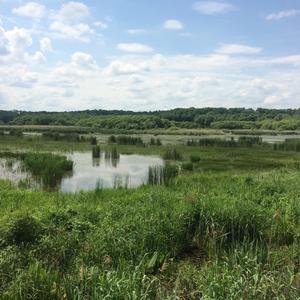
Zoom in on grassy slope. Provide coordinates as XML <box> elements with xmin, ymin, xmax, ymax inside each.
<box><xmin>0</xmin><ymin>170</ymin><xmax>299</xmax><ymax>299</ymax></box>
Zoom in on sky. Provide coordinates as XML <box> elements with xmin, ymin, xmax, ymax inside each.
<box><xmin>0</xmin><ymin>0</ymin><xmax>300</xmax><ymax>111</ymax></box>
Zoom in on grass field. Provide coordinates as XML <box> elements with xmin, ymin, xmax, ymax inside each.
<box><xmin>0</xmin><ymin>133</ymin><xmax>299</xmax><ymax>299</ymax></box>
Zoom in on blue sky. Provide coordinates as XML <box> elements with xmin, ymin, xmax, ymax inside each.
<box><xmin>0</xmin><ymin>0</ymin><xmax>299</xmax><ymax>111</ymax></box>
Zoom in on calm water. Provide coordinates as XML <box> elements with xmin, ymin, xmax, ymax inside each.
<box><xmin>0</xmin><ymin>152</ymin><xmax>164</xmax><ymax>192</ymax></box>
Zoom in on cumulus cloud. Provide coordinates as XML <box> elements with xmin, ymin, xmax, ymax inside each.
<box><xmin>53</xmin><ymin>1</ymin><xmax>90</xmax><ymax>22</ymax></box>
<box><xmin>266</xmin><ymin>9</ymin><xmax>299</xmax><ymax>21</ymax></box>
<box><xmin>105</xmin><ymin>61</ymin><xmax>151</xmax><ymax>76</ymax></box>
<box><xmin>5</xmin><ymin>27</ymin><xmax>32</xmax><ymax>54</ymax></box>
<box><xmin>216</xmin><ymin>44</ymin><xmax>262</xmax><ymax>55</ymax></box>
<box><xmin>50</xmin><ymin>21</ymin><xmax>93</xmax><ymax>42</ymax></box>
<box><xmin>117</xmin><ymin>43</ymin><xmax>154</xmax><ymax>53</ymax></box>
<box><xmin>163</xmin><ymin>19</ymin><xmax>184</xmax><ymax>30</ymax></box>
<box><xmin>71</xmin><ymin>52</ymin><xmax>99</xmax><ymax>69</ymax></box>
<box><xmin>127</xmin><ymin>29</ymin><xmax>146</xmax><ymax>35</ymax></box>
<box><xmin>0</xmin><ymin>27</ymin><xmax>9</xmax><ymax>55</ymax></box>
<box><xmin>94</xmin><ymin>21</ymin><xmax>108</xmax><ymax>29</ymax></box>
<box><xmin>12</xmin><ymin>2</ymin><xmax>46</xmax><ymax>19</ymax></box>
<box><xmin>49</xmin><ymin>2</ymin><xmax>93</xmax><ymax>42</ymax></box>
<box><xmin>40</xmin><ymin>37</ymin><xmax>52</xmax><ymax>52</ymax></box>
<box><xmin>193</xmin><ymin>1</ymin><xmax>236</xmax><ymax>15</ymax></box>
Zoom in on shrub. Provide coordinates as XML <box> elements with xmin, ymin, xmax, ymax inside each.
<box><xmin>6</xmin><ymin>215</ymin><xmax>42</xmax><ymax>246</ymax></box>
<box><xmin>190</xmin><ymin>155</ymin><xmax>201</xmax><ymax>163</ymax></box>
<box><xmin>163</xmin><ymin>149</ymin><xmax>183</xmax><ymax>161</ymax></box>
<box><xmin>182</xmin><ymin>162</ymin><xmax>194</xmax><ymax>171</ymax></box>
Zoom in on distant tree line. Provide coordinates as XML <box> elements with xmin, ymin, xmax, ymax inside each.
<box><xmin>1</xmin><ymin>107</ymin><xmax>300</xmax><ymax>130</ymax></box>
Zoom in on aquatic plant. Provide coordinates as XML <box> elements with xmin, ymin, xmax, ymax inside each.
<box><xmin>148</xmin><ymin>164</ymin><xmax>179</xmax><ymax>185</ymax></box>
<box><xmin>92</xmin><ymin>146</ymin><xmax>101</xmax><ymax>158</ymax></box>
<box><xmin>163</xmin><ymin>148</ymin><xmax>183</xmax><ymax>160</ymax></box>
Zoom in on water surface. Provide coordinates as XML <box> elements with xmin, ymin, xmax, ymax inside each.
<box><xmin>0</xmin><ymin>151</ymin><xmax>163</xmax><ymax>192</ymax></box>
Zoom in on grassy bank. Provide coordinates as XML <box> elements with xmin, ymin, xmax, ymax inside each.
<box><xmin>0</xmin><ymin>170</ymin><xmax>299</xmax><ymax>299</ymax></box>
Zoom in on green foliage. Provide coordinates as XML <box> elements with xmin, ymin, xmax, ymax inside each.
<box><xmin>9</xmin><ymin>129</ymin><xmax>23</xmax><ymax>137</ymax></box>
<box><xmin>273</xmin><ymin>139</ymin><xmax>300</xmax><ymax>152</ymax></box>
<box><xmin>150</xmin><ymin>138</ymin><xmax>162</xmax><ymax>146</ymax></box>
<box><xmin>0</xmin><ymin>170</ymin><xmax>299</xmax><ymax>298</ymax></box>
<box><xmin>2</xmin><ymin>107</ymin><xmax>300</xmax><ymax>130</ymax></box>
<box><xmin>108</xmin><ymin>135</ymin><xmax>144</xmax><ymax>146</ymax></box>
<box><xmin>187</xmin><ymin>137</ymin><xmax>263</xmax><ymax>148</ymax></box>
<box><xmin>0</xmin><ymin>152</ymin><xmax>73</xmax><ymax>188</ymax></box>
<box><xmin>190</xmin><ymin>154</ymin><xmax>201</xmax><ymax>163</ymax></box>
<box><xmin>5</xmin><ymin>215</ymin><xmax>42</xmax><ymax>246</ymax></box>
<box><xmin>182</xmin><ymin>162</ymin><xmax>194</xmax><ymax>171</ymax></box>
<box><xmin>148</xmin><ymin>164</ymin><xmax>180</xmax><ymax>185</ymax></box>
<box><xmin>163</xmin><ymin>148</ymin><xmax>183</xmax><ymax>160</ymax></box>
<box><xmin>92</xmin><ymin>146</ymin><xmax>101</xmax><ymax>158</ymax></box>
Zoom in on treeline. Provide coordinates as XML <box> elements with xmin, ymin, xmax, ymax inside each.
<box><xmin>1</xmin><ymin>107</ymin><xmax>300</xmax><ymax>130</ymax></box>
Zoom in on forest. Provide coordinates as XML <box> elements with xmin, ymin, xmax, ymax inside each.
<box><xmin>1</xmin><ymin>107</ymin><xmax>300</xmax><ymax>131</ymax></box>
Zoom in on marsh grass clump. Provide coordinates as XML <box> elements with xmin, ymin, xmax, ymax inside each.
<box><xmin>20</xmin><ymin>153</ymin><xmax>73</xmax><ymax>188</ymax></box>
<box><xmin>9</xmin><ymin>129</ymin><xmax>23</xmax><ymax>137</ymax></box>
<box><xmin>187</xmin><ymin>137</ymin><xmax>263</xmax><ymax>148</ymax></box>
<box><xmin>90</xmin><ymin>136</ymin><xmax>97</xmax><ymax>145</ymax></box>
<box><xmin>148</xmin><ymin>164</ymin><xmax>179</xmax><ymax>185</ymax></box>
<box><xmin>0</xmin><ymin>152</ymin><xmax>73</xmax><ymax>189</ymax></box>
<box><xmin>42</xmin><ymin>132</ymin><xmax>92</xmax><ymax>143</ymax></box>
<box><xmin>5</xmin><ymin>215</ymin><xmax>42</xmax><ymax>246</ymax></box>
<box><xmin>182</xmin><ymin>162</ymin><xmax>194</xmax><ymax>171</ymax></box>
<box><xmin>92</xmin><ymin>146</ymin><xmax>101</xmax><ymax>158</ymax></box>
<box><xmin>273</xmin><ymin>139</ymin><xmax>300</xmax><ymax>152</ymax></box>
<box><xmin>111</xmin><ymin>147</ymin><xmax>120</xmax><ymax>159</ymax></box>
<box><xmin>108</xmin><ymin>135</ymin><xmax>144</xmax><ymax>146</ymax></box>
<box><xmin>150</xmin><ymin>138</ymin><xmax>162</xmax><ymax>146</ymax></box>
<box><xmin>163</xmin><ymin>148</ymin><xmax>183</xmax><ymax>160</ymax></box>
<box><xmin>190</xmin><ymin>154</ymin><xmax>201</xmax><ymax>163</ymax></box>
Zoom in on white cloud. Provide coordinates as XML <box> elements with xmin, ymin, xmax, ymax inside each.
<box><xmin>94</xmin><ymin>21</ymin><xmax>108</xmax><ymax>29</ymax></box>
<box><xmin>216</xmin><ymin>44</ymin><xmax>262</xmax><ymax>55</ymax></box>
<box><xmin>71</xmin><ymin>52</ymin><xmax>99</xmax><ymax>70</ymax></box>
<box><xmin>266</xmin><ymin>9</ymin><xmax>299</xmax><ymax>21</ymax></box>
<box><xmin>40</xmin><ymin>37</ymin><xmax>52</xmax><ymax>52</ymax></box>
<box><xmin>105</xmin><ymin>61</ymin><xmax>151</xmax><ymax>76</ymax></box>
<box><xmin>5</xmin><ymin>27</ymin><xmax>32</xmax><ymax>53</ymax></box>
<box><xmin>50</xmin><ymin>21</ymin><xmax>93</xmax><ymax>42</ymax></box>
<box><xmin>49</xmin><ymin>2</ymin><xmax>92</xmax><ymax>42</ymax></box>
<box><xmin>193</xmin><ymin>1</ymin><xmax>236</xmax><ymax>15</ymax></box>
<box><xmin>27</xmin><ymin>51</ymin><xmax>46</xmax><ymax>64</ymax></box>
<box><xmin>117</xmin><ymin>43</ymin><xmax>154</xmax><ymax>53</ymax></box>
<box><xmin>163</xmin><ymin>19</ymin><xmax>184</xmax><ymax>30</ymax></box>
<box><xmin>0</xmin><ymin>26</ymin><xmax>9</xmax><ymax>55</ymax></box>
<box><xmin>12</xmin><ymin>2</ymin><xmax>46</xmax><ymax>19</ymax></box>
<box><xmin>127</xmin><ymin>29</ymin><xmax>146</xmax><ymax>35</ymax></box>
<box><xmin>54</xmin><ymin>1</ymin><xmax>90</xmax><ymax>22</ymax></box>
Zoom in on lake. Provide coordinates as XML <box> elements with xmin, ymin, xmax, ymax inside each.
<box><xmin>0</xmin><ymin>151</ymin><xmax>164</xmax><ymax>192</ymax></box>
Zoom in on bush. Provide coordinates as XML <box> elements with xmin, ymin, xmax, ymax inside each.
<box><xmin>190</xmin><ymin>155</ymin><xmax>201</xmax><ymax>163</ymax></box>
<box><xmin>163</xmin><ymin>149</ymin><xmax>183</xmax><ymax>161</ymax></box>
<box><xmin>182</xmin><ymin>162</ymin><xmax>194</xmax><ymax>171</ymax></box>
<box><xmin>6</xmin><ymin>215</ymin><xmax>42</xmax><ymax>246</ymax></box>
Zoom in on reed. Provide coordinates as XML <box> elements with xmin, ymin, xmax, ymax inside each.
<box><xmin>92</xmin><ymin>146</ymin><xmax>101</xmax><ymax>158</ymax></box>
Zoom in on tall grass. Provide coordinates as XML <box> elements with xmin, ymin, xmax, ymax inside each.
<box><xmin>108</xmin><ymin>135</ymin><xmax>145</xmax><ymax>146</ymax></box>
<box><xmin>92</xmin><ymin>146</ymin><xmax>101</xmax><ymax>158</ymax></box>
<box><xmin>0</xmin><ymin>152</ymin><xmax>73</xmax><ymax>188</ymax></box>
<box><xmin>187</xmin><ymin>136</ymin><xmax>263</xmax><ymax>148</ymax></box>
<box><xmin>148</xmin><ymin>164</ymin><xmax>179</xmax><ymax>185</ymax></box>
<box><xmin>163</xmin><ymin>148</ymin><xmax>183</xmax><ymax>160</ymax></box>
<box><xmin>0</xmin><ymin>170</ymin><xmax>299</xmax><ymax>298</ymax></box>
<box><xmin>273</xmin><ymin>139</ymin><xmax>300</xmax><ymax>152</ymax></box>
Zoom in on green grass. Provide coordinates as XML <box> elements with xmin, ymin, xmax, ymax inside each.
<box><xmin>0</xmin><ymin>135</ymin><xmax>299</xmax><ymax>298</ymax></box>
<box><xmin>0</xmin><ymin>152</ymin><xmax>73</xmax><ymax>189</ymax></box>
<box><xmin>0</xmin><ymin>170</ymin><xmax>299</xmax><ymax>298</ymax></box>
